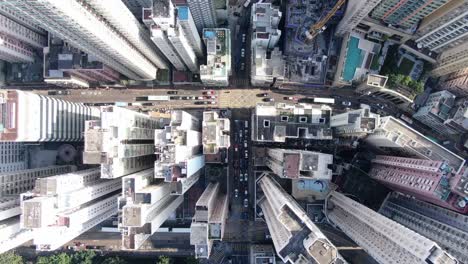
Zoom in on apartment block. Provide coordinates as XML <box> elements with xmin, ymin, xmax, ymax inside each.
<box><xmin>331</xmin><ymin>108</ymin><xmax>380</xmax><ymax>137</ymax></box>
<box><xmin>251</xmin><ymin>46</ymin><xmax>286</xmax><ymax>88</ymax></box>
<box><xmin>335</xmin><ymin>0</ymin><xmax>382</xmax><ymax>36</ymax></box>
<box><xmin>432</xmin><ymin>43</ymin><xmax>468</xmax><ymax>77</ymax></box>
<box><xmin>0</xmin><ymin>13</ymin><xmax>46</xmax><ymax>49</ymax></box>
<box><xmin>121</xmin><ymin>0</ymin><xmax>153</xmax><ymax>21</ymax></box>
<box><xmin>370</xmin><ymin>155</ymin><xmax>467</xmax><ymax>213</ymax></box>
<box><xmin>0</xmin><ymin>5</ymin><xmax>46</xmax><ymax>35</ymax></box>
<box><xmin>251</xmin><ymin>3</ymin><xmax>281</xmax><ymax>49</ymax></box>
<box><xmin>257</xmin><ymin>173</ymin><xmax>345</xmax><ymax>263</ymax></box>
<box><xmin>1</xmin><ymin>0</ymin><xmax>160</xmax><ymax>80</ymax></box>
<box><xmin>0</xmin><ymin>90</ymin><xmax>100</xmax><ymax>142</ymax></box>
<box><xmin>177</xmin><ymin>6</ymin><xmax>204</xmax><ymax>58</ymax></box>
<box><xmin>200</xmin><ymin>29</ymin><xmax>231</xmax><ymax>86</ymax></box>
<box><xmin>84</xmin><ymin>106</ymin><xmax>163</xmax><ymax>179</ymax></box>
<box><xmin>413</xmin><ymin>90</ymin><xmax>467</xmax><ymax>135</ymax></box>
<box><xmin>0</xmin><ymin>142</ymin><xmax>27</xmax><ymax>173</ymax></box>
<box><xmin>186</xmin><ymin>0</ymin><xmax>217</xmax><ymax>32</ymax></box>
<box><xmin>370</xmin><ymin>0</ymin><xmax>449</xmax><ymax>30</ymax></box>
<box><xmin>440</xmin><ymin>67</ymin><xmax>468</xmax><ymax>96</ymax></box>
<box><xmin>265</xmin><ymin>148</ymin><xmax>333</xmax><ymax>180</ymax></box>
<box><xmin>416</xmin><ymin>0</ymin><xmax>468</xmax><ymax>53</ymax></box>
<box><xmin>154</xmin><ymin>110</ymin><xmax>205</xmax><ymax>195</ymax></box>
<box><xmin>365</xmin><ymin>116</ymin><xmax>465</xmax><ymax>173</ymax></box>
<box><xmin>326</xmin><ymin>191</ymin><xmax>458</xmax><ymax>264</ymax></box>
<box><xmin>119</xmin><ymin>169</ymin><xmax>183</xmax><ymax>250</ymax></box>
<box><xmin>202</xmin><ymin>111</ymin><xmax>230</xmax><ymax>158</ymax></box>
<box><xmin>190</xmin><ymin>182</ymin><xmax>228</xmax><ymax>259</ymax></box>
<box><xmin>252</xmin><ymin>102</ymin><xmax>333</xmax><ymax>142</ymax></box>
<box><xmin>379</xmin><ymin>192</ymin><xmax>468</xmax><ymax>263</ymax></box>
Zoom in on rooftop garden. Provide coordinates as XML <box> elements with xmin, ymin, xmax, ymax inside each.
<box><xmin>387</xmin><ymin>74</ymin><xmax>424</xmax><ymax>100</ymax></box>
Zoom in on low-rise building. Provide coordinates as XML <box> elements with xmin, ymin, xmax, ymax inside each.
<box><xmin>200</xmin><ymin>29</ymin><xmax>231</xmax><ymax>86</ymax></box>
<box><xmin>331</xmin><ymin>108</ymin><xmax>380</xmax><ymax>137</ymax></box>
<box><xmin>202</xmin><ymin>111</ymin><xmax>230</xmax><ymax>163</ymax></box>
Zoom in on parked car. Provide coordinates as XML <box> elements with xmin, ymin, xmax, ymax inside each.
<box><xmin>181</xmin><ymin>96</ymin><xmax>191</xmax><ymax>100</ymax></box>
<box><xmin>167</xmin><ymin>91</ymin><xmax>178</xmax><ymax>95</ymax></box>
<box><xmin>170</xmin><ymin>96</ymin><xmax>181</xmax><ymax>100</ymax></box>
<box><xmin>194</xmin><ymin>101</ymin><xmax>208</xmax><ymax>105</ymax></box>
<box><xmin>203</xmin><ymin>90</ymin><xmax>215</xmax><ymax>95</ymax></box>
<box><xmin>262</xmin><ymin>98</ymin><xmax>274</xmax><ymax>102</ymax></box>
<box><xmin>243</xmin><ymin>199</ymin><xmax>249</xmax><ymax>208</ymax></box>
<box><xmin>241</xmin><ymin>48</ymin><xmax>245</xmax><ymax>57</ymax></box>
<box><xmin>234</xmin><ymin>189</ymin><xmax>239</xmax><ymax>198</ymax></box>
<box><xmin>257</xmin><ymin>93</ymin><xmax>268</xmax><ymax>97</ymax></box>
<box><xmin>244</xmin><ymin>189</ymin><xmax>248</xmax><ymax>196</ymax></box>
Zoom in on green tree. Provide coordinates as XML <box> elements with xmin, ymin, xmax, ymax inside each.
<box><xmin>184</xmin><ymin>256</ymin><xmax>199</xmax><ymax>264</ymax></box>
<box><xmin>156</xmin><ymin>256</ymin><xmax>172</xmax><ymax>264</ymax></box>
<box><xmin>71</xmin><ymin>250</ymin><xmax>96</xmax><ymax>264</ymax></box>
<box><xmin>0</xmin><ymin>251</ymin><xmax>23</xmax><ymax>264</ymax></box>
<box><xmin>401</xmin><ymin>75</ymin><xmax>412</xmax><ymax>86</ymax></box>
<box><xmin>37</xmin><ymin>253</ymin><xmax>72</xmax><ymax>264</ymax></box>
<box><xmin>101</xmin><ymin>256</ymin><xmax>127</xmax><ymax>264</ymax></box>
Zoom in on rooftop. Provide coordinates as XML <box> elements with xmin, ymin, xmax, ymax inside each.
<box><xmin>200</xmin><ymin>29</ymin><xmax>231</xmax><ymax>85</ymax></box>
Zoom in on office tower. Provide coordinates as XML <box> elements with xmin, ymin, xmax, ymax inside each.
<box><xmin>251</xmin><ymin>3</ymin><xmax>285</xmax><ymax>87</ymax></box>
<box><xmin>0</xmin><ymin>90</ymin><xmax>100</xmax><ymax>142</ymax></box>
<box><xmin>380</xmin><ymin>192</ymin><xmax>468</xmax><ymax>263</ymax></box>
<box><xmin>432</xmin><ymin>44</ymin><xmax>468</xmax><ymax>77</ymax></box>
<box><xmin>331</xmin><ymin>108</ymin><xmax>380</xmax><ymax>137</ymax></box>
<box><xmin>186</xmin><ymin>0</ymin><xmax>217</xmax><ymax>32</ymax></box>
<box><xmin>416</xmin><ymin>0</ymin><xmax>468</xmax><ymax>53</ymax></box>
<box><xmin>369</xmin><ymin>155</ymin><xmax>468</xmax><ymax>213</ymax></box>
<box><xmin>265</xmin><ymin>148</ymin><xmax>333</xmax><ymax>180</ymax></box>
<box><xmin>177</xmin><ymin>6</ymin><xmax>204</xmax><ymax>58</ymax></box>
<box><xmin>202</xmin><ymin>111</ymin><xmax>230</xmax><ymax>160</ymax></box>
<box><xmin>44</xmin><ymin>37</ymin><xmax>121</xmax><ymax>88</ymax></box>
<box><xmin>365</xmin><ymin>116</ymin><xmax>465</xmax><ymax>173</ymax></box>
<box><xmin>200</xmin><ymin>29</ymin><xmax>231</xmax><ymax>86</ymax></box>
<box><xmin>1</xmin><ymin>0</ymin><xmax>161</xmax><ymax>80</ymax></box>
<box><xmin>84</xmin><ymin>106</ymin><xmax>163</xmax><ymax>179</ymax></box>
<box><xmin>0</xmin><ymin>142</ymin><xmax>27</xmax><ymax>173</ymax></box>
<box><xmin>118</xmin><ymin>169</ymin><xmax>183</xmax><ymax>250</ymax></box>
<box><xmin>370</xmin><ymin>0</ymin><xmax>450</xmax><ymax>30</ymax></box>
<box><xmin>335</xmin><ymin>0</ymin><xmax>382</xmax><ymax>36</ymax></box>
<box><xmin>0</xmin><ymin>165</ymin><xmax>76</xmax><ymax>253</ymax></box>
<box><xmin>252</xmin><ymin>102</ymin><xmax>333</xmax><ymax>142</ymax></box>
<box><xmin>413</xmin><ymin>90</ymin><xmax>467</xmax><ymax>135</ymax></box>
<box><xmin>20</xmin><ymin>168</ymin><xmax>121</xmax><ymax>251</ymax></box>
<box><xmin>144</xmin><ymin>0</ymin><xmax>199</xmax><ymax>72</ymax></box>
<box><xmin>121</xmin><ymin>0</ymin><xmax>153</xmax><ymax>21</ymax></box>
<box><xmin>154</xmin><ymin>110</ymin><xmax>205</xmax><ymax>195</ymax></box>
<box><xmin>440</xmin><ymin>67</ymin><xmax>468</xmax><ymax>97</ymax></box>
<box><xmin>257</xmin><ymin>173</ymin><xmax>345</xmax><ymax>264</ymax></box>
<box><xmin>190</xmin><ymin>182</ymin><xmax>228</xmax><ymax>259</ymax></box>
<box><xmin>326</xmin><ymin>191</ymin><xmax>458</xmax><ymax>264</ymax></box>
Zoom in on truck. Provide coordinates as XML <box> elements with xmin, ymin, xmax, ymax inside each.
<box><xmin>313</xmin><ymin>97</ymin><xmax>335</xmax><ymax>104</ymax></box>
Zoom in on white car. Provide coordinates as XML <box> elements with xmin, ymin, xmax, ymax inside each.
<box><xmin>234</xmin><ymin>189</ymin><xmax>239</xmax><ymax>198</ymax></box>
<box><xmin>241</xmin><ymin>48</ymin><xmax>245</xmax><ymax>58</ymax></box>
<box><xmin>244</xmin><ymin>189</ymin><xmax>248</xmax><ymax>196</ymax></box>
<box><xmin>242</xmin><ymin>34</ymin><xmax>246</xmax><ymax>43</ymax></box>
<box><xmin>341</xmin><ymin>101</ymin><xmax>351</xmax><ymax>106</ymax></box>
<box><xmin>240</xmin><ymin>174</ymin><xmax>244</xmax><ymax>182</ymax></box>
<box><xmin>244</xmin><ymin>174</ymin><xmax>248</xmax><ymax>181</ymax></box>
<box><xmin>243</xmin><ymin>199</ymin><xmax>249</xmax><ymax>208</ymax></box>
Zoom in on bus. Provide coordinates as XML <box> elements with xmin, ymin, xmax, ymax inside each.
<box><xmin>313</xmin><ymin>97</ymin><xmax>335</xmax><ymax>104</ymax></box>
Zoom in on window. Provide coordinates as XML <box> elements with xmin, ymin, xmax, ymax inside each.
<box><xmin>299</xmin><ymin>116</ymin><xmax>307</xmax><ymax>123</ymax></box>
<box><xmin>263</xmin><ymin>120</ymin><xmax>270</xmax><ymax>127</ymax></box>
<box><xmin>280</xmin><ymin>116</ymin><xmax>288</xmax><ymax>122</ymax></box>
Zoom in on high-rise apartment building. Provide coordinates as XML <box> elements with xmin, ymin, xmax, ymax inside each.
<box><xmin>413</xmin><ymin>90</ymin><xmax>467</xmax><ymax>135</ymax></box>
<box><xmin>0</xmin><ymin>90</ymin><xmax>100</xmax><ymax>142</ymax></box>
<box><xmin>84</xmin><ymin>106</ymin><xmax>163</xmax><ymax>179</ymax></box>
<box><xmin>331</xmin><ymin>108</ymin><xmax>380</xmax><ymax>137</ymax></box>
<box><xmin>369</xmin><ymin>155</ymin><xmax>468</xmax><ymax>213</ymax></box>
<box><xmin>251</xmin><ymin>3</ymin><xmax>281</xmax><ymax>49</ymax></box>
<box><xmin>0</xmin><ymin>142</ymin><xmax>27</xmax><ymax>173</ymax></box>
<box><xmin>257</xmin><ymin>173</ymin><xmax>345</xmax><ymax>264</ymax></box>
<box><xmin>143</xmin><ymin>0</ymin><xmax>199</xmax><ymax>72</ymax></box>
<box><xmin>154</xmin><ymin>110</ymin><xmax>205</xmax><ymax>195</ymax></box>
<box><xmin>186</xmin><ymin>0</ymin><xmax>217</xmax><ymax>32</ymax></box>
<box><xmin>177</xmin><ymin>6</ymin><xmax>204</xmax><ymax>58</ymax></box>
<box><xmin>326</xmin><ymin>191</ymin><xmax>458</xmax><ymax>264</ymax></box>
<box><xmin>416</xmin><ymin>0</ymin><xmax>468</xmax><ymax>53</ymax></box>
<box><xmin>370</xmin><ymin>0</ymin><xmax>450</xmax><ymax>30</ymax></box>
<box><xmin>190</xmin><ymin>182</ymin><xmax>228</xmax><ymax>258</ymax></box>
<box><xmin>335</xmin><ymin>0</ymin><xmax>382</xmax><ymax>36</ymax></box>
<box><xmin>252</xmin><ymin>103</ymin><xmax>333</xmax><ymax>142</ymax></box>
<box><xmin>440</xmin><ymin>67</ymin><xmax>468</xmax><ymax>96</ymax></box>
<box><xmin>365</xmin><ymin>116</ymin><xmax>465</xmax><ymax>173</ymax></box>
<box><xmin>265</xmin><ymin>148</ymin><xmax>333</xmax><ymax>180</ymax></box>
<box><xmin>121</xmin><ymin>0</ymin><xmax>153</xmax><ymax>21</ymax></box>
<box><xmin>200</xmin><ymin>29</ymin><xmax>231</xmax><ymax>86</ymax></box>
<box><xmin>432</xmin><ymin>44</ymin><xmax>468</xmax><ymax>77</ymax></box>
<box><xmin>379</xmin><ymin>192</ymin><xmax>468</xmax><ymax>263</ymax></box>
<box><xmin>1</xmin><ymin>0</ymin><xmax>164</xmax><ymax>80</ymax></box>
<box><xmin>118</xmin><ymin>169</ymin><xmax>183</xmax><ymax>250</ymax></box>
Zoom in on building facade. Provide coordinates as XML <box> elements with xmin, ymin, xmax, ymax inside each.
<box><xmin>200</xmin><ymin>29</ymin><xmax>231</xmax><ymax>86</ymax></box>
<box><xmin>186</xmin><ymin>0</ymin><xmax>217</xmax><ymax>32</ymax></box>
<box><xmin>177</xmin><ymin>6</ymin><xmax>204</xmax><ymax>58</ymax></box>
<box><xmin>432</xmin><ymin>44</ymin><xmax>468</xmax><ymax>77</ymax></box>
<box><xmin>335</xmin><ymin>0</ymin><xmax>382</xmax><ymax>36</ymax></box>
<box><xmin>0</xmin><ymin>142</ymin><xmax>27</xmax><ymax>173</ymax></box>
<box><xmin>379</xmin><ymin>192</ymin><xmax>468</xmax><ymax>263</ymax></box>
<box><xmin>0</xmin><ymin>90</ymin><xmax>100</xmax><ymax>142</ymax></box>
<box><xmin>326</xmin><ymin>191</ymin><xmax>458</xmax><ymax>264</ymax></box>
<box><xmin>440</xmin><ymin>67</ymin><xmax>468</xmax><ymax>96</ymax></box>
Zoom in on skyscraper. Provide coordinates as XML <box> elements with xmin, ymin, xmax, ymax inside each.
<box><xmin>379</xmin><ymin>192</ymin><xmax>468</xmax><ymax>263</ymax></box>
<box><xmin>369</xmin><ymin>155</ymin><xmax>468</xmax><ymax>213</ymax></box>
<box><xmin>257</xmin><ymin>173</ymin><xmax>345</xmax><ymax>264</ymax></box>
<box><xmin>370</xmin><ymin>0</ymin><xmax>450</xmax><ymax>30</ymax></box>
<box><xmin>335</xmin><ymin>0</ymin><xmax>382</xmax><ymax>36</ymax></box>
<box><xmin>0</xmin><ymin>90</ymin><xmax>100</xmax><ymax>142</ymax></box>
<box><xmin>326</xmin><ymin>191</ymin><xmax>458</xmax><ymax>264</ymax></box>
<box><xmin>177</xmin><ymin>6</ymin><xmax>204</xmax><ymax>58</ymax></box>
<box><xmin>186</xmin><ymin>0</ymin><xmax>217</xmax><ymax>32</ymax></box>
<box><xmin>1</xmin><ymin>0</ymin><xmax>164</xmax><ymax>80</ymax></box>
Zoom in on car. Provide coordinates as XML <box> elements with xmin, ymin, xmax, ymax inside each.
<box><xmin>376</xmin><ymin>103</ymin><xmax>384</xmax><ymax>109</ymax></box>
<box><xmin>240</xmin><ymin>174</ymin><xmax>243</xmax><ymax>182</ymax></box>
<box><xmin>56</xmin><ymin>90</ymin><xmax>71</xmax><ymax>95</ymax></box>
<box><xmin>244</xmin><ymin>140</ymin><xmax>247</xmax><ymax>148</ymax></box>
<box><xmin>194</xmin><ymin>101</ymin><xmax>207</xmax><ymax>105</ymax></box>
<box><xmin>241</xmin><ymin>48</ymin><xmax>245</xmax><ymax>57</ymax></box>
<box><xmin>342</xmin><ymin>101</ymin><xmax>352</xmax><ymax>106</ymax></box>
<box><xmin>169</xmin><ymin>96</ymin><xmax>180</xmax><ymax>100</ymax></box>
<box><xmin>181</xmin><ymin>96</ymin><xmax>191</xmax><ymax>100</ymax></box>
<box><xmin>204</xmin><ymin>95</ymin><xmax>216</xmax><ymax>99</ymax></box>
<box><xmin>234</xmin><ymin>189</ymin><xmax>239</xmax><ymax>198</ymax></box>
<box><xmin>142</xmin><ymin>102</ymin><xmax>153</xmax><ymax>106</ymax></box>
<box><xmin>197</xmin><ymin>96</ymin><xmax>205</xmax><ymax>100</ymax></box>
<box><xmin>242</xmin><ymin>34</ymin><xmax>246</xmax><ymax>43</ymax></box>
<box><xmin>239</xmin><ymin>130</ymin><xmax>243</xmax><ymax>138</ymax></box>
<box><xmin>245</xmin><ymin>152</ymin><xmax>248</xmax><ymax>159</ymax></box>
<box><xmin>244</xmin><ymin>189</ymin><xmax>248</xmax><ymax>196</ymax></box>
<box><xmin>234</xmin><ymin>146</ymin><xmax>239</xmax><ymax>152</ymax></box>
<box><xmin>167</xmin><ymin>91</ymin><xmax>178</xmax><ymax>95</ymax></box>
<box><xmin>210</xmin><ymin>101</ymin><xmax>216</xmax><ymax>105</ymax></box>
<box><xmin>47</xmin><ymin>90</ymin><xmax>58</xmax><ymax>95</ymax></box>
<box><xmin>202</xmin><ymin>90</ymin><xmax>215</xmax><ymax>95</ymax></box>
<box><xmin>262</xmin><ymin>98</ymin><xmax>274</xmax><ymax>102</ymax></box>
<box><xmin>257</xmin><ymin>93</ymin><xmax>268</xmax><ymax>97</ymax></box>
<box><xmin>283</xmin><ymin>96</ymin><xmax>296</xmax><ymax>100</ymax></box>
<box><xmin>244</xmin><ymin>174</ymin><xmax>248</xmax><ymax>181</ymax></box>
<box><xmin>243</xmin><ymin>199</ymin><xmax>249</xmax><ymax>208</ymax></box>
